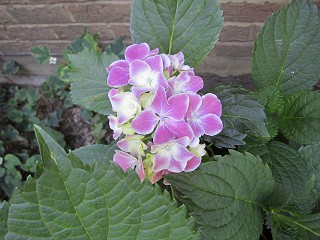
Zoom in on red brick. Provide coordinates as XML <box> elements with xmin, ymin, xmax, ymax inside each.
<box><xmin>110</xmin><ymin>24</ymin><xmax>131</xmax><ymax>40</ymax></box>
<box><xmin>52</xmin><ymin>25</ymin><xmax>88</xmax><ymax>40</ymax></box>
<box><xmin>0</xmin><ymin>0</ymin><xmax>30</xmax><ymax>4</ymax></box>
<box><xmin>86</xmin><ymin>25</ymin><xmax>114</xmax><ymax>41</ymax></box>
<box><xmin>213</xmin><ymin>43</ymin><xmax>253</xmax><ymax>58</ymax></box>
<box><xmin>27</xmin><ymin>0</ymin><xmax>87</xmax><ymax>3</ymax></box>
<box><xmin>220</xmin><ymin>24</ymin><xmax>262</xmax><ymax>42</ymax></box>
<box><xmin>51</xmin><ymin>25</ymin><xmax>114</xmax><ymax>41</ymax></box>
<box><xmin>0</xmin><ymin>26</ymin><xmax>9</xmax><ymax>40</ymax></box>
<box><xmin>0</xmin><ymin>41</ymin><xmax>69</xmax><ymax>55</ymax></box>
<box><xmin>0</xmin><ymin>9</ymin><xmax>17</xmax><ymax>24</ymax></box>
<box><xmin>68</xmin><ymin>3</ymin><xmax>130</xmax><ymax>23</ymax></box>
<box><xmin>3</xmin><ymin>26</ymin><xmax>57</xmax><ymax>40</ymax></box>
<box><xmin>6</xmin><ymin>5</ymin><xmax>74</xmax><ymax>24</ymax></box>
<box><xmin>222</xmin><ymin>2</ymin><xmax>283</xmax><ymax>22</ymax></box>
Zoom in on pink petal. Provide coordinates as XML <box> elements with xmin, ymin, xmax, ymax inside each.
<box><xmin>108</xmin><ymin>115</ymin><xmax>122</xmax><ymax>140</ymax></box>
<box><xmin>108</xmin><ymin>88</ymin><xmax>118</xmax><ymax>99</ymax></box>
<box><xmin>151</xmin><ymin>87</ymin><xmax>169</xmax><ymax>115</ymax></box>
<box><xmin>169</xmin><ymin>55</ymin><xmax>179</xmax><ymax>68</ymax></box>
<box><xmin>107</xmin><ymin>60</ymin><xmax>129</xmax><ymax>72</ymax></box>
<box><xmin>156</xmin><ymin>72</ymin><xmax>169</xmax><ymax>90</ymax></box>
<box><xmin>113</xmin><ymin>150</ymin><xmax>136</xmax><ymax>171</ymax></box>
<box><xmin>129</xmin><ymin>59</ymin><xmax>151</xmax><ymax>79</ymax></box>
<box><xmin>160</xmin><ymin>54</ymin><xmax>171</xmax><ymax>69</ymax></box>
<box><xmin>152</xmin><ymin>171</ymin><xmax>165</xmax><ymax>184</ymax></box>
<box><xmin>107</xmin><ymin>66</ymin><xmax>130</xmax><ymax>87</ymax></box>
<box><xmin>145</xmin><ymin>55</ymin><xmax>164</xmax><ymax>72</ymax></box>
<box><xmin>185</xmin><ymin>93</ymin><xmax>202</xmax><ymax>118</ymax></box>
<box><xmin>189</xmin><ymin>137</ymin><xmax>200</xmax><ymax>148</ymax></box>
<box><xmin>125</xmin><ymin>43</ymin><xmax>150</xmax><ymax>62</ymax></box>
<box><xmin>200</xmin><ymin>114</ymin><xmax>223</xmax><ymax>136</ymax></box>
<box><xmin>153</xmin><ymin>154</ymin><xmax>171</xmax><ymax>172</ymax></box>
<box><xmin>131</xmin><ymin>86</ymin><xmax>149</xmax><ymax>98</ymax></box>
<box><xmin>172</xmin><ymin>144</ymin><xmax>193</xmax><ymax>163</ymax></box>
<box><xmin>117</xmin><ymin>138</ymin><xmax>130</xmax><ymax>152</ymax></box>
<box><xmin>153</xmin><ymin>122</ymin><xmax>175</xmax><ymax>144</ymax></box>
<box><xmin>198</xmin><ymin>93</ymin><xmax>222</xmax><ymax>117</ymax></box>
<box><xmin>167</xmin><ymin>159</ymin><xmax>187</xmax><ymax>173</ymax></box>
<box><xmin>175</xmin><ymin>51</ymin><xmax>185</xmax><ymax>64</ymax></box>
<box><xmin>166</xmin><ymin>94</ymin><xmax>189</xmax><ymax>121</ymax></box>
<box><xmin>189</xmin><ymin>119</ymin><xmax>205</xmax><ymax>138</ymax></box>
<box><xmin>148</xmin><ymin>48</ymin><xmax>159</xmax><ymax>56</ymax></box>
<box><xmin>132</xmin><ymin>110</ymin><xmax>158</xmax><ymax>134</ymax></box>
<box><xmin>186</xmin><ymin>76</ymin><xmax>203</xmax><ymax>93</ymax></box>
<box><xmin>184</xmin><ymin>156</ymin><xmax>201</xmax><ymax>172</ymax></box>
<box><xmin>165</xmin><ymin>119</ymin><xmax>194</xmax><ymax>140</ymax></box>
<box><xmin>175</xmin><ymin>136</ymin><xmax>191</xmax><ymax>147</ymax></box>
<box><xmin>135</xmin><ymin>157</ymin><xmax>145</xmax><ymax>182</ymax></box>
<box><xmin>170</xmin><ymin>72</ymin><xmax>190</xmax><ymax>93</ymax></box>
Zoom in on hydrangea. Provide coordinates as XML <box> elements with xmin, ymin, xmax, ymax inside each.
<box><xmin>106</xmin><ymin>43</ymin><xmax>223</xmax><ymax>184</ymax></box>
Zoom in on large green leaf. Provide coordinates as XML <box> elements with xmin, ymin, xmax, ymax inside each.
<box><xmin>254</xmin><ymin>86</ymin><xmax>285</xmax><ymax>114</ymax></box>
<box><xmin>4</xmin><ymin>126</ymin><xmax>200</xmax><ymax>239</ymax></box>
<box><xmin>131</xmin><ymin>0</ymin><xmax>223</xmax><ymax>67</ymax></box>
<box><xmin>69</xmin><ymin>50</ymin><xmax>118</xmax><ymax>115</ymax></box>
<box><xmin>279</xmin><ymin>91</ymin><xmax>320</xmax><ymax>144</ymax></box>
<box><xmin>299</xmin><ymin>144</ymin><xmax>320</xmax><ymax>212</ymax></box>
<box><xmin>72</xmin><ymin>143</ymin><xmax>119</xmax><ymax>166</ymax></box>
<box><xmin>252</xmin><ymin>0</ymin><xmax>320</xmax><ymax>95</ymax></box>
<box><xmin>209</xmin><ymin>85</ymin><xmax>269</xmax><ymax>148</ymax></box>
<box><xmin>244</xmin><ymin>141</ymin><xmax>315</xmax><ymax>214</ymax></box>
<box><xmin>0</xmin><ymin>202</ymin><xmax>9</xmax><ymax>239</ymax></box>
<box><xmin>270</xmin><ymin>213</ymin><xmax>320</xmax><ymax>239</ymax></box>
<box><xmin>167</xmin><ymin>150</ymin><xmax>275</xmax><ymax>239</ymax></box>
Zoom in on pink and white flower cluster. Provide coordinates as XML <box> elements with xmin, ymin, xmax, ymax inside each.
<box><xmin>106</xmin><ymin>43</ymin><xmax>223</xmax><ymax>184</ymax></box>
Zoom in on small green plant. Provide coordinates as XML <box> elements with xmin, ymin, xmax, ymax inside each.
<box><xmin>1</xmin><ymin>61</ymin><xmax>20</xmax><ymax>76</ymax></box>
<box><xmin>0</xmin><ymin>80</ymin><xmax>69</xmax><ymax>200</ymax></box>
<box><xmin>0</xmin><ymin>31</ymin><xmax>125</xmax><ymax>201</ymax></box>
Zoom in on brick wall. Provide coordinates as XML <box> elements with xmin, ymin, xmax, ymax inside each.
<box><xmin>0</xmin><ymin>0</ymin><xmax>317</xmax><ymax>84</ymax></box>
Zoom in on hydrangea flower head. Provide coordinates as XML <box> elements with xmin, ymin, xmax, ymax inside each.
<box><xmin>106</xmin><ymin>42</ymin><xmax>223</xmax><ymax>183</ymax></box>
<box><xmin>132</xmin><ymin>86</ymin><xmax>193</xmax><ymax>144</ymax></box>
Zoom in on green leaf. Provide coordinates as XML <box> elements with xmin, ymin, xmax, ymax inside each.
<box><xmin>0</xmin><ymin>202</ymin><xmax>9</xmax><ymax>239</ymax></box>
<box><xmin>70</xmin><ymin>50</ymin><xmax>118</xmax><ymax>115</ymax></box>
<box><xmin>43</xmin><ymin>112</ymin><xmax>60</xmax><ymax>127</ymax></box>
<box><xmin>270</xmin><ymin>213</ymin><xmax>320</xmax><ymax>239</ymax></box>
<box><xmin>32</xmin><ymin>46</ymin><xmax>51</xmax><ymax>64</ymax></box>
<box><xmin>204</xmin><ymin>127</ymin><xmax>246</xmax><ymax>149</ymax></box>
<box><xmin>72</xmin><ymin>143</ymin><xmax>118</xmax><ymax>166</ymax></box>
<box><xmin>105</xmin><ymin>36</ymin><xmax>126</xmax><ymax>59</ymax></box>
<box><xmin>131</xmin><ymin>0</ymin><xmax>223</xmax><ymax>67</ymax></box>
<box><xmin>1</xmin><ymin>61</ymin><xmax>19</xmax><ymax>76</ymax></box>
<box><xmin>299</xmin><ymin>144</ymin><xmax>320</xmax><ymax>212</ymax></box>
<box><xmin>254</xmin><ymin>86</ymin><xmax>285</xmax><ymax>114</ymax></box>
<box><xmin>209</xmin><ymin>85</ymin><xmax>269</xmax><ymax>148</ymax></box>
<box><xmin>4</xmin><ymin>125</ymin><xmax>200</xmax><ymax>239</ymax></box>
<box><xmin>167</xmin><ymin>150</ymin><xmax>275</xmax><ymax>239</ymax></box>
<box><xmin>251</xmin><ymin>141</ymin><xmax>315</xmax><ymax>214</ymax></box>
<box><xmin>26</xmin><ymin>86</ymin><xmax>40</xmax><ymax>104</ymax></box>
<box><xmin>1</xmin><ymin>125</ymin><xmax>19</xmax><ymax>140</ymax></box>
<box><xmin>57</xmin><ymin>64</ymin><xmax>73</xmax><ymax>83</ymax></box>
<box><xmin>65</xmin><ymin>31</ymin><xmax>98</xmax><ymax>56</ymax></box>
<box><xmin>5</xmin><ymin>109</ymin><xmax>24</xmax><ymax>123</ymax></box>
<box><xmin>279</xmin><ymin>90</ymin><xmax>320</xmax><ymax>144</ymax></box>
<box><xmin>4</xmin><ymin>154</ymin><xmax>21</xmax><ymax>169</ymax></box>
<box><xmin>252</xmin><ymin>0</ymin><xmax>320</xmax><ymax>95</ymax></box>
